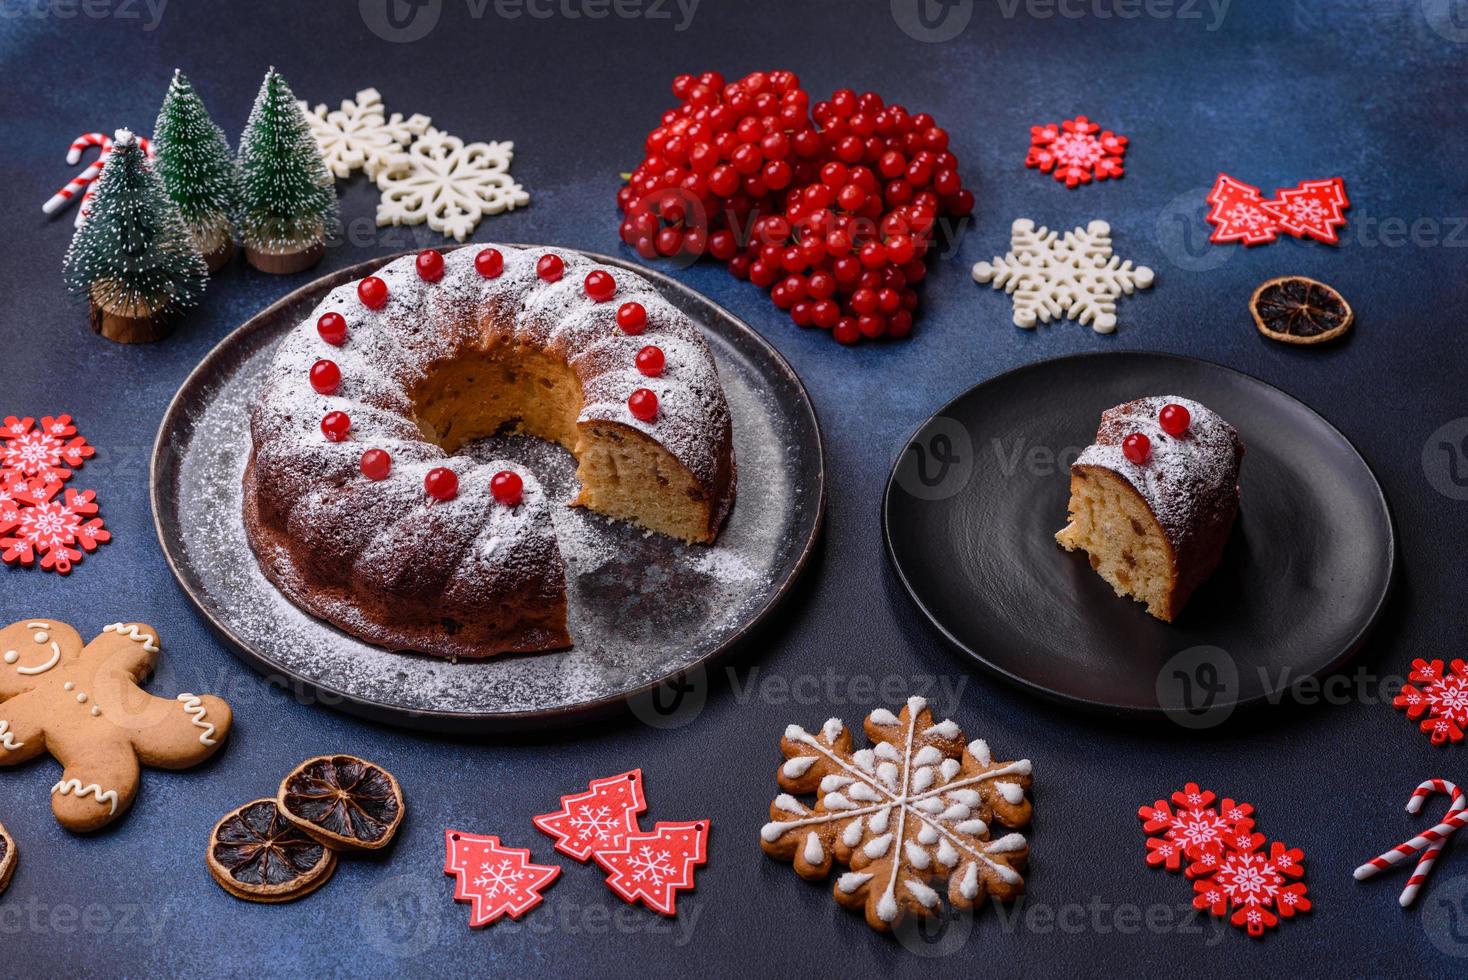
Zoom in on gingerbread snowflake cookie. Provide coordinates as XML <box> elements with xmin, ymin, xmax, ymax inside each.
<box><xmin>760</xmin><ymin>697</ymin><xmax>1032</xmax><ymax>932</ymax></box>
<box><xmin>0</xmin><ymin>619</ymin><xmax>232</xmax><ymax>832</ymax></box>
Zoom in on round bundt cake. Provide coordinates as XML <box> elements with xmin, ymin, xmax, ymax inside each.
<box><xmin>244</xmin><ymin>244</ymin><xmax>736</xmax><ymax>659</ymax></box>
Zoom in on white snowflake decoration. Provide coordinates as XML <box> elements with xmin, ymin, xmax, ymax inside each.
<box><xmin>972</xmin><ymin>218</ymin><xmax>1155</xmax><ymax>334</ymax></box>
<box><xmin>298</xmin><ymin>88</ymin><xmax>431</xmax><ymax>180</ymax></box>
<box><xmin>761</xmin><ymin>696</ymin><xmax>1032</xmax><ymax>931</ymax></box>
<box><xmin>473</xmin><ymin>859</ymin><xmax>527</xmax><ymax>899</ymax></box>
<box><xmin>375</xmin><ymin>127</ymin><xmax>529</xmax><ymax>242</ymax></box>
<box><xmin>626</xmin><ymin>846</ymin><xmax>676</xmax><ymax>887</ymax></box>
<box><xmin>568</xmin><ymin>804</ymin><xmax>617</xmax><ymax>845</ymax></box>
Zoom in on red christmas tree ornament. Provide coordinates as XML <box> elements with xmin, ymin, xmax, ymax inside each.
<box><xmin>358</xmin><ymin>276</ymin><xmax>389</xmax><ymax>309</ymax></box>
<box><xmin>1</xmin><ymin>414</ymin><xmax>95</xmax><ymax>484</ymax></box>
<box><xmin>628</xmin><ymin>388</ymin><xmax>659</xmax><ymax>422</ymax></box>
<box><xmin>1025</xmin><ymin>115</ymin><xmax>1127</xmax><ymax>188</ymax></box>
<box><xmin>532</xmin><ymin>769</ymin><xmax>648</xmax><ymax>862</ymax></box>
<box><xmin>1259</xmin><ymin>178</ymin><xmax>1349</xmax><ymax>245</ymax></box>
<box><xmin>593</xmin><ymin>820</ymin><xmax>708</xmax><ymax>917</ymax></box>
<box><xmin>584</xmin><ymin>270</ymin><xmax>617</xmax><ymax>302</ymax></box>
<box><xmin>1205</xmin><ymin>174</ymin><xmax>1279</xmax><ymax>246</ymax></box>
<box><xmin>616</xmin><ymin>301</ymin><xmax>647</xmax><ymax>334</ymax></box>
<box><xmin>416</xmin><ymin>248</ymin><xmax>445</xmax><ymax>282</ymax></box>
<box><xmin>320</xmin><ymin>411</ymin><xmax>351</xmax><ymax>442</ymax></box>
<box><xmin>475</xmin><ymin>247</ymin><xmax>504</xmax><ymax>278</ymax></box>
<box><xmin>536</xmin><ymin>253</ymin><xmax>564</xmax><ymax>282</ymax></box>
<box><xmin>359</xmin><ymin>448</ymin><xmax>391</xmax><ymax>481</ymax></box>
<box><xmin>444</xmin><ymin>830</ymin><xmax>561</xmax><ymax>928</ymax></box>
<box><xmin>317</xmin><ymin>311</ymin><xmax>348</xmax><ymax>346</ymax></box>
<box><xmin>309</xmin><ymin>359</ymin><xmax>341</xmax><ymax>395</ymax></box>
<box><xmin>425</xmin><ymin>467</ymin><xmax>459</xmax><ymax>502</ymax></box>
<box><xmin>490</xmin><ymin>470</ymin><xmax>523</xmax><ymax>507</ymax></box>
<box><xmin>0</xmin><ymin>480</ymin><xmax>110</xmax><ymax>574</ymax></box>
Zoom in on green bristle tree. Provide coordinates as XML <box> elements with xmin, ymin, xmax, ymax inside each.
<box><xmin>236</xmin><ymin>67</ymin><xmax>339</xmax><ymax>272</ymax></box>
<box><xmin>152</xmin><ymin>68</ymin><xmax>241</xmax><ymax>271</ymax></box>
<box><xmin>63</xmin><ymin>128</ymin><xmax>207</xmax><ymax>342</ymax></box>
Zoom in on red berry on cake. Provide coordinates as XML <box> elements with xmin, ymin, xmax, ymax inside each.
<box><xmin>309</xmin><ymin>359</ymin><xmax>341</xmax><ymax>395</ymax></box>
<box><xmin>425</xmin><ymin>467</ymin><xmax>459</xmax><ymax>501</ymax></box>
<box><xmin>635</xmin><ymin>345</ymin><xmax>665</xmax><ymax>377</ymax></box>
<box><xmin>317</xmin><ymin>311</ymin><xmax>347</xmax><ymax>346</ymax></box>
<box><xmin>1122</xmin><ymin>432</ymin><xmax>1151</xmax><ymax>464</ymax></box>
<box><xmin>617</xmin><ymin>301</ymin><xmax>647</xmax><ymax>334</ymax></box>
<box><xmin>416</xmin><ymin>249</ymin><xmax>445</xmax><ymax>282</ymax></box>
<box><xmin>584</xmin><ymin>270</ymin><xmax>617</xmax><ymax>302</ymax></box>
<box><xmin>1159</xmin><ymin>403</ymin><xmax>1191</xmax><ymax>436</ymax></box>
<box><xmin>537</xmin><ymin>254</ymin><xmax>565</xmax><ymax>282</ymax></box>
<box><xmin>628</xmin><ymin>387</ymin><xmax>659</xmax><ymax>422</ymax></box>
<box><xmin>490</xmin><ymin>470</ymin><xmax>523</xmax><ymax>507</ymax></box>
<box><xmin>360</xmin><ymin>449</ymin><xmax>391</xmax><ymax>481</ymax></box>
<box><xmin>475</xmin><ymin>248</ymin><xmax>504</xmax><ymax>278</ymax></box>
<box><xmin>358</xmin><ymin>276</ymin><xmax>388</xmax><ymax>309</ymax></box>
<box><xmin>321</xmin><ymin>411</ymin><xmax>351</xmax><ymax>442</ymax></box>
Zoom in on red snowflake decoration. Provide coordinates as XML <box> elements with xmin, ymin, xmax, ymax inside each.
<box><xmin>593</xmin><ymin>820</ymin><xmax>707</xmax><ymax>917</ymax></box>
<box><xmin>533</xmin><ymin>769</ymin><xmax>647</xmax><ymax>862</ymax></box>
<box><xmin>0</xmin><ymin>414</ymin><xmax>94</xmax><ymax>483</ymax></box>
<box><xmin>1394</xmin><ymin>659</ymin><xmax>1468</xmax><ymax>745</ymax></box>
<box><xmin>443</xmin><ymin>830</ymin><xmax>561</xmax><ymax>927</ymax></box>
<box><xmin>1138</xmin><ymin>784</ymin><xmax>1310</xmax><ymax>939</ymax></box>
<box><xmin>1025</xmin><ymin>115</ymin><xmax>1127</xmax><ymax>188</ymax></box>
<box><xmin>1192</xmin><ymin>838</ymin><xmax>1310</xmax><ymax>938</ymax></box>
<box><xmin>1138</xmin><ymin>782</ymin><xmax>1254</xmax><ymax>874</ymax></box>
<box><xmin>0</xmin><ymin>480</ymin><xmax>110</xmax><ymax>574</ymax></box>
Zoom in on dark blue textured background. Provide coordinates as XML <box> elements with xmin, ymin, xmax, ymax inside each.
<box><xmin>3</xmin><ymin>0</ymin><xmax>1467</xmax><ymax>975</ymax></box>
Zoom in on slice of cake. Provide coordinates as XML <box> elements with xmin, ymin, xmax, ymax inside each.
<box><xmin>1055</xmin><ymin>396</ymin><xmax>1243</xmax><ymax>622</ymax></box>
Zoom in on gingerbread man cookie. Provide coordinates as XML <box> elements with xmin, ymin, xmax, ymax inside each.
<box><xmin>0</xmin><ymin>619</ymin><xmax>233</xmax><ymax>832</ymax></box>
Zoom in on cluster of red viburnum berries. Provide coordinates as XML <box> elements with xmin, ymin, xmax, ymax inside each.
<box><xmin>617</xmin><ymin>70</ymin><xmax>974</xmax><ymax>344</ymax></box>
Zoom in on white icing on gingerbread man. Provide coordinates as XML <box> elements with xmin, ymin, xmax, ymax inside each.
<box><xmin>0</xmin><ymin>619</ymin><xmax>233</xmax><ymax>832</ymax></box>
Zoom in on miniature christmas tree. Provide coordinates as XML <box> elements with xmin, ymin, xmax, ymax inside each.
<box><xmin>62</xmin><ymin>128</ymin><xmax>208</xmax><ymax>343</ymax></box>
<box><xmin>237</xmin><ymin>67</ymin><xmax>339</xmax><ymax>273</ymax></box>
<box><xmin>152</xmin><ymin>69</ymin><xmax>241</xmax><ymax>273</ymax></box>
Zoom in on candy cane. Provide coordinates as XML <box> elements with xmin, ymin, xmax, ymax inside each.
<box><xmin>43</xmin><ymin>132</ymin><xmax>154</xmax><ymax>227</ymax></box>
<box><xmin>42</xmin><ymin>132</ymin><xmax>109</xmax><ymax>215</ymax></box>
<box><xmin>1354</xmin><ymin>778</ymin><xmax>1468</xmax><ymax>907</ymax></box>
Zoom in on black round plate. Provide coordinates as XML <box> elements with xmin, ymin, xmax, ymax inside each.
<box><xmin>883</xmin><ymin>352</ymin><xmax>1393</xmax><ymax>717</ymax></box>
<box><xmin>151</xmin><ymin>247</ymin><xmax>824</xmax><ymax>733</ymax></box>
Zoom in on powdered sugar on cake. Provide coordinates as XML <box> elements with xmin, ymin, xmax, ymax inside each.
<box><xmin>1073</xmin><ymin>396</ymin><xmax>1242</xmax><ymax>545</ymax></box>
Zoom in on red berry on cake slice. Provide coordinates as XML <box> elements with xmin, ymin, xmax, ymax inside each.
<box><xmin>1055</xmin><ymin>396</ymin><xmax>1244</xmax><ymax>623</ymax></box>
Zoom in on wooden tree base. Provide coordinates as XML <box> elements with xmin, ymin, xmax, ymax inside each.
<box><xmin>202</xmin><ymin>238</ymin><xmax>236</xmax><ymax>274</ymax></box>
<box><xmin>90</xmin><ymin>300</ymin><xmax>176</xmax><ymax>344</ymax></box>
<box><xmin>245</xmin><ymin>241</ymin><xmax>325</xmax><ymax>275</ymax></box>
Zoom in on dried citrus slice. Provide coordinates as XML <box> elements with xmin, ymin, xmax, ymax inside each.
<box><xmin>208</xmin><ymin>799</ymin><xmax>337</xmax><ymax>903</ymax></box>
<box><xmin>277</xmin><ymin>755</ymin><xmax>405</xmax><ymax>851</ymax></box>
<box><xmin>0</xmin><ymin>821</ymin><xmax>16</xmax><ymax>897</ymax></box>
<box><xmin>1250</xmin><ymin>276</ymin><xmax>1353</xmax><ymax>344</ymax></box>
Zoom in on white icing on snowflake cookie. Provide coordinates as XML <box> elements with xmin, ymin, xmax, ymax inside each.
<box><xmin>759</xmin><ymin>696</ymin><xmax>1033</xmax><ymax>932</ymax></box>
<box><xmin>374</xmin><ymin>127</ymin><xmax>529</xmax><ymax>241</ymax></box>
<box><xmin>299</xmin><ymin>88</ymin><xmax>431</xmax><ymax>180</ymax></box>
<box><xmin>972</xmin><ymin>218</ymin><xmax>1155</xmax><ymax>334</ymax></box>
